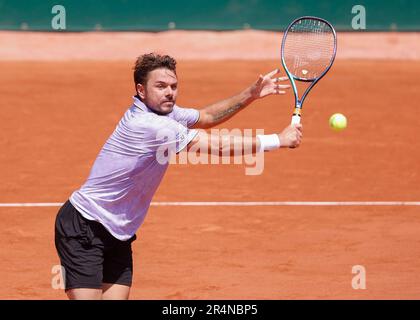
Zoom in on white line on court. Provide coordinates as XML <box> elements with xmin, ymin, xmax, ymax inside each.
<box><xmin>151</xmin><ymin>201</ymin><xmax>420</xmax><ymax>206</ymax></box>
<box><xmin>0</xmin><ymin>201</ymin><xmax>420</xmax><ymax>207</ymax></box>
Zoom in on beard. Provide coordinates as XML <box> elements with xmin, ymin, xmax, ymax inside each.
<box><xmin>150</xmin><ymin>101</ymin><xmax>175</xmax><ymax>115</ymax></box>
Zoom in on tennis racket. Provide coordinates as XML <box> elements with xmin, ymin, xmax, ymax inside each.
<box><xmin>281</xmin><ymin>16</ymin><xmax>337</xmax><ymax>125</ymax></box>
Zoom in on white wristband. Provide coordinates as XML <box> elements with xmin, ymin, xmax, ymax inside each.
<box><xmin>257</xmin><ymin>134</ymin><xmax>281</xmax><ymax>152</ymax></box>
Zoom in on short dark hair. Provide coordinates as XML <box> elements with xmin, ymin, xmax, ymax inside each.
<box><xmin>133</xmin><ymin>53</ymin><xmax>177</xmax><ymax>88</ymax></box>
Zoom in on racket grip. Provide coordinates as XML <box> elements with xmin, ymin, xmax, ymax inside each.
<box><xmin>291</xmin><ymin>115</ymin><xmax>301</xmax><ymax>125</ymax></box>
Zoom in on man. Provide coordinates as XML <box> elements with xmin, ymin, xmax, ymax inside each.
<box><xmin>55</xmin><ymin>53</ymin><xmax>302</xmax><ymax>300</ymax></box>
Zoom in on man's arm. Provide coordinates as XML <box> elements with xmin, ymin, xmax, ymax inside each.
<box><xmin>187</xmin><ymin>124</ymin><xmax>303</xmax><ymax>156</ymax></box>
<box><xmin>191</xmin><ymin>69</ymin><xmax>290</xmax><ymax>129</ymax></box>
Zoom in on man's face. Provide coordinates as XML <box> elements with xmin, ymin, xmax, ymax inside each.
<box><xmin>137</xmin><ymin>68</ymin><xmax>178</xmax><ymax>115</ymax></box>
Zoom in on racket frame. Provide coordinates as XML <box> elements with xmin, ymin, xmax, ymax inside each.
<box><xmin>281</xmin><ymin>16</ymin><xmax>337</xmax><ymax>124</ymax></box>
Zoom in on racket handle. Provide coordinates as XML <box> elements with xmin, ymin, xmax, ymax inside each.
<box><xmin>291</xmin><ymin>115</ymin><xmax>301</xmax><ymax>125</ymax></box>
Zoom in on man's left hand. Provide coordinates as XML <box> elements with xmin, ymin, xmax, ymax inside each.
<box><xmin>250</xmin><ymin>69</ymin><xmax>290</xmax><ymax>99</ymax></box>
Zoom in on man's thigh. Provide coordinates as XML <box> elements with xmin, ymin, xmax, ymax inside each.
<box><xmin>67</xmin><ymin>288</ymin><xmax>103</xmax><ymax>300</ymax></box>
<box><xmin>102</xmin><ymin>283</ymin><xmax>131</xmax><ymax>300</ymax></box>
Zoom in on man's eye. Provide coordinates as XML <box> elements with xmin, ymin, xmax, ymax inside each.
<box><xmin>171</xmin><ymin>86</ymin><xmax>177</xmax><ymax>90</ymax></box>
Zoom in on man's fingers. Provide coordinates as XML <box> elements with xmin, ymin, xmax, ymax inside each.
<box><xmin>274</xmin><ymin>76</ymin><xmax>289</xmax><ymax>83</ymax></box>
<box><xmin>273</xmin><ymin>88</ymin><xmax>287</xmax><ymax>94</ymax></box>
<box><xmin>272</xmin><ymin>84</ymin><xmax>290</xmax><ymax>95</ymax></box>
<box><xmin>265</xmin><ymin>68</ymin><xmax>280</xmax><ymax>78</ymax></box>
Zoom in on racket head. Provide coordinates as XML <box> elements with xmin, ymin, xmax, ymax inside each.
<box><xmin>281</xmin><ymin>16</ymin><xmax>337</xmax><ymax>83</ymax></box>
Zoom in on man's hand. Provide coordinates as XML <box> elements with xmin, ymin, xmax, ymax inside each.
<box><xmin>278</xmin><ymin>124</ymin><xmax>303</xmax><ymax>148</ymax></box>
<box><xmin>250</xmin><ymin>69</ymin><xmax>290</xmax><ymax>100</ymax></box>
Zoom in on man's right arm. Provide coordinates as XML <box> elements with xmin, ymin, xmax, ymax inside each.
<box><xmin>187</xmin><ymin>124</ymin><xmax>303</xmax><ymax>156</ymax></box>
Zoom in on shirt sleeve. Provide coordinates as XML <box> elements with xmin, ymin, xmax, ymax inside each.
<box><xmin>105</xmin><ymin>109</ymin><xmax>198</xmax><ymax>159</ymax></box>
<box><xmin>142</xmin><ymin>115</ymin><xmax>198</xmax><ymax>156</ymax></box>
<box><xmin>168</xmin><ymin>105</ymin><xmax>200</xmax><ymax>128</ymax></box>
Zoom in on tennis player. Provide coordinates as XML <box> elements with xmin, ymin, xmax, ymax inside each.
<box><xmin>54</xmin><ymin>53</ymin><xmax>303</xmax><ymax>300</ymax></box>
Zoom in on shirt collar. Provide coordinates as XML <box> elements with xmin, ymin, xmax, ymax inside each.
<box><xmin>132</xmin><ymin>96</ymin><xmax>151</xmax><ymax>112</ymax></box>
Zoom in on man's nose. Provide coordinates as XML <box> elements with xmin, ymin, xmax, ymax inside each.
<box><xmin>165</xmin><ymin>86</ymin><xmax>173</xmax><ymax>96</ymax></box>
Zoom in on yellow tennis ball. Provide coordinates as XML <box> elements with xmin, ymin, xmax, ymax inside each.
<box><xmin>329</xmin><ymin>113</ymin><xmax>347</xmax><ymax>131</ymax></box>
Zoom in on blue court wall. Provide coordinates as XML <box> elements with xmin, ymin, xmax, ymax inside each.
<box><xmin>0</xmin><ymin>0</ymin><xmax>418</xmax><ymax>31</ymax></box>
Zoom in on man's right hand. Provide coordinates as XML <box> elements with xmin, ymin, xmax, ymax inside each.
<box><xmin>278</xmin><ymin>124</ymin><xmax>303</xmax><ymax>148</ymax></box>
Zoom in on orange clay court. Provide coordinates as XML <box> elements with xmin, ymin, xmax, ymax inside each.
<box><xmin>0</xmin><ymin>31</ymin><xmax>419</xmax><ymax>299</ymax></box>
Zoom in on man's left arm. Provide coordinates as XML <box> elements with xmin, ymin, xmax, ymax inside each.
<box><xmin>191</xmin><ymin>69</ymin><xmax>290</xmax><ymax>129</ymax></box>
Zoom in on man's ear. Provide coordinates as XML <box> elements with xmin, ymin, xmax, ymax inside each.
<box><xmin>136</xmin><ymin>83</ymin><xmax>146</xmax><ymax>100</ymax></box>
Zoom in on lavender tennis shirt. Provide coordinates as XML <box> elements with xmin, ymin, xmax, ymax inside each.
<box><xmin>70</xmin><ymin>96</ymin><xmax>199</xmax><ymax>240</ymax></box>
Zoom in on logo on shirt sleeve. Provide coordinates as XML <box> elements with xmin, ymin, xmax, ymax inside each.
<box><xmin>155</xmin><ymin>127</ymin><xmax>182</xmax><ymax>165</ymax></box>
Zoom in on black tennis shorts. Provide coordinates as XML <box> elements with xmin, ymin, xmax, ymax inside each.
<box><xmin>54</xmin><ymin>200</ymin><xmax>137</xmax><ymax>291</ymax></box>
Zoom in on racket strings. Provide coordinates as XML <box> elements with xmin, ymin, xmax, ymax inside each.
<box><xmin>283</xmin><ymin>19</ymin><xmax>335</xmax><ymax>80</ymax></box>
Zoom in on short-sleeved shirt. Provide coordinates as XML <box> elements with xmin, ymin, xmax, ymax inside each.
<box><xmin>70</xmin><ymin>96</ymin><xmax>199</xmax><ymax>240</ymax></box>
